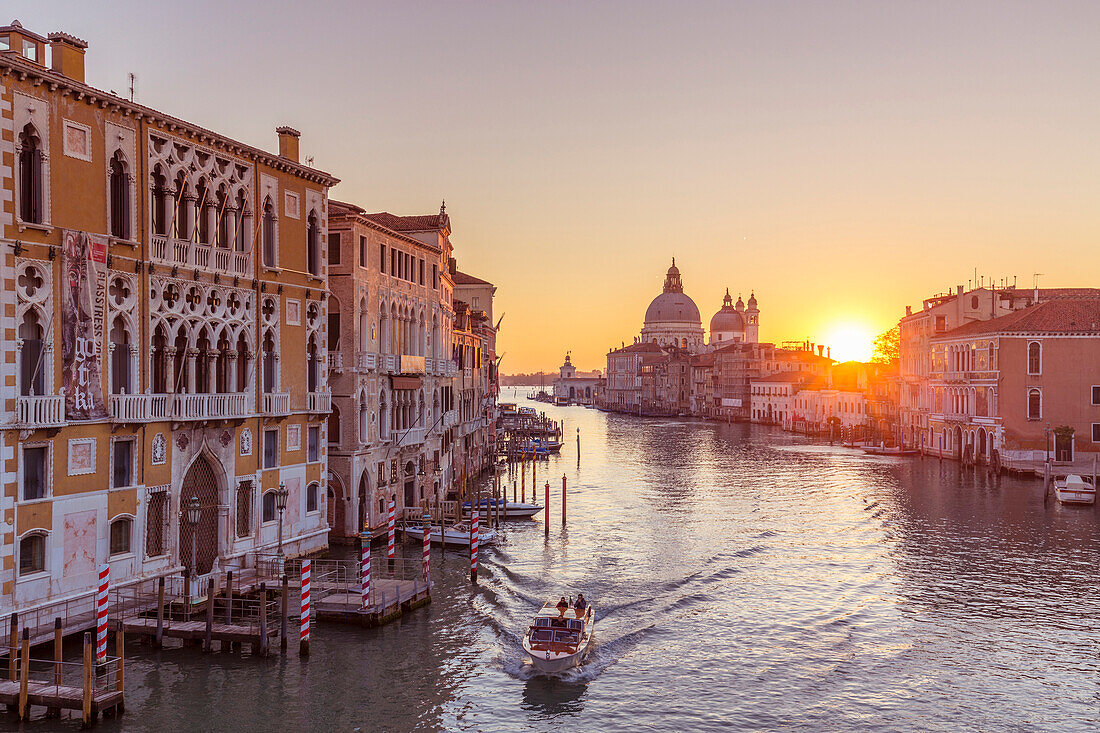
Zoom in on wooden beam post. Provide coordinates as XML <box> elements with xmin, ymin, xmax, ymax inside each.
<box><xmin>115</xmin><ymin>620</ymin><xmax>126</xmax><ymax>713</ymax></box>
<box><xmin>258</xmin><ymin>584</ymin><xmax>268</xmax><ymax>657</ymax></box>
<box><xmin>7</xmin><ymin>612</ymin><xmax>16</xmax><ymax>681</ymax></box>
<box><xmin>47</xmin><ymin>616</ymin><xmax>62</xmax><ymax>718</ymax></box>
<box><xmin>204</xmin><ymin>578</ymin><xmax>215</xmax><ymax>652</ymax></box>
<box><xmin>82</xmin><ymin>632</ymin><xmax>93</xmax><ymax>726</ymax></box>
<box><xmin>155</xmin><ymin>576</ymin><xmax>165</xmax><ymax>648</ymax></box>
<box><xmin>280</xmin><ymin>574</ymin><xmax>289</xmax><ymax>652</ymax></box>
<box><xmin>225</xmin><ymin>570</ymin><xmax>234</xmax><ymax>625</ymax></box>
<box><xmin>18</xmin><ymin>628</ymin><xmax>29</xmax><ymax>720</ymax></box>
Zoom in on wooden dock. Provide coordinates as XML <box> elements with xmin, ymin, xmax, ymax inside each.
<box><xmin>0</xmin><ymin>680</ymin><xmax>123</xmax><ymax>720</ymax></box>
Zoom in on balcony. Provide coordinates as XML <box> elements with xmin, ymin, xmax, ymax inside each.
<box><xmin>150</xmin><ymin>234</ymin><xmax>251</xmax><ymax>276</ymax></box>
<box><xmin>170</xmin><ymin>393</ymin><xmax>250</xmax><ymax>420</ymax></box>
<box><xmin>307</xmin><ymin>391</ymin><xmax>332</xmax><ymax>413</ymax></box>
<box><xmin>263</xmin><ymin>392</ymin><xmax>291</xmax><ymax>416</ymax></box>
<box><xmin>381</xmin><ymin>354</ymin><xmax>398</xmax><ymax>373</ymax></box>
<box><xmin>394</xmin><ymin>426</ymin><xmax>426</xmax><ymax>447</ymax></box>
<box><xmin>442</xmin><ymin>409</ymin><xmax>459</xmax><ymax>429</ymax></box>
<box><xmin>355</xmin><ymin>351</ymin><xmax>378</xmax><ymax>372</ymax></box>
<box><xmin>424</xmin><ymin>358</ymin><xmax>434</xmax><ymax>374</ymax></box>
<box><xmin>110</xmin><ymin>393</ymin><xmax>170</xmax><ymax>422</ymax></box>
<box><xmin>328</xmin><ymin>352</ymin><xmax>344</xmax><ymax>373</ymax></box>
<box><xmin>400</xmin><ymin>355</ymin><xmax>426</xmax><ymax>374</ymax></box>
<box><xmin>17</xmin><ymin>394</ymin><xmax>65</xmax><ymax>427</ymax></box>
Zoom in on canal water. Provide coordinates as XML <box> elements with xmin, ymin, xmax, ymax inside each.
<box><xmin>24</xmin><ymin>389</ymin><xmax>1100</xmax><ymax>731</ymax></box>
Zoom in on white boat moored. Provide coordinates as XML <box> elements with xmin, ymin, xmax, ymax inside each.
<box><xmin>1054</xmin><ymin>474</ymin><xmax>1096</xmax><ymax>505</ymax></box>
<box><xmin>401</xmin><ymin>521</ymin><xmax>497</xmax><ymax>547</ymax></box>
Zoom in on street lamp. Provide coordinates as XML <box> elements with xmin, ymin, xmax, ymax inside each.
<box><xmin>274</xmin><ymin>482</ymin><xmax>289</xmax><ymax>575</ymax></box>
<box><xmin>185</xmin><ymin>495</ymin><xmax>201</xmax><ymax>575</ymax></box>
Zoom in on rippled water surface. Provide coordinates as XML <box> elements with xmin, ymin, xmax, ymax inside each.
<box><xmin>30</xmin><ymin>391</ymin><xmax>1100</xmax><ymax>731</ymax></box>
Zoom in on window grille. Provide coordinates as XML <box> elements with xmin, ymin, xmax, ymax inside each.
<box><xmin>145</xmin><ymin>485</ymin><xmax>170</xmax><ymax>558</ymax></box>
<box><xmin>236</xmin><ymin>480</ymin><xmax>254</xmax><ymax>537</ymax></box>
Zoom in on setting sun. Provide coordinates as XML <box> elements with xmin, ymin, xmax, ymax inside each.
<box><xmin>822</xmin><ymin>322</ymin><xmax>875</xmax><ymax>363</ymax></box>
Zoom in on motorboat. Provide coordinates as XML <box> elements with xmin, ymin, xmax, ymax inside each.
<box><xmin>861</xmin><ymin>445</ymin><xmax>919</xmax><ymax>456</ymax></box>
<box><xmin>1053</xmin><ymin>474</ymin><xmax>1096</xmax><ymax>505</ymax></box>
<box><xmin>522</xmin><ymin>599</ymin><xmax>595</xmax><ymax>674</ymax></box>
<box><xmin>462</xmin><ymin>498</ymin><xmax>543</xmax><ymax>519</ymax></box>
<box><xmin>401</xmin><ymin>520</ymin><xmax>497</xmax><ymax>547</ymax></box>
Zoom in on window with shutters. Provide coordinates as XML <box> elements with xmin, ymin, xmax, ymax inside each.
<box><xmin>109</xmin><ymin>151</ymin><xmax>131</xmax><ymax>240</ymax></box>
<box><xmin>18</xmin><ymin>123</ymin><xmax>44</xmax><ymax>224</ymax></box>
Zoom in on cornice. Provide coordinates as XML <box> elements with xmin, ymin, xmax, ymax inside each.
<box><xmin>0</xmin><ymin>54</ymin><xmax>339</xmax><ymax>187</ymax></box>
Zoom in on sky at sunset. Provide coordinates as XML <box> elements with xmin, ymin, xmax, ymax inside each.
<box><xmin>12</xmin><ymin>1</ymin><xmax>1100</xmax><ymax>371</ymax></box>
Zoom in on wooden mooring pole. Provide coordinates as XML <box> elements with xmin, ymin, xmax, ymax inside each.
<box><xmin>18</xmin><ymin>628</ymin><xmax>29</xmax><ymax>720</ymax></box>
<box><xmin>280</xmin><ymin>574</ymin><xmax>289</xmax><ymax>652</ymax></box>
<box><xmin>204</xmin><ymin>578</ymin><xmax>215</xmax><ymax>652</ymax></box>
<box><xmin>258</xmin><ymin>584</ymin><xmax>269</xmax><ymax>657</ymax></box>
<box><xmin>155</xmin><ymin>576</ymin><xmax>165</xmax><ymax>648</ymax></box>
<box><xmin>81</xmin><ymin>632</ymin><xmax>92</xmax><ymax>726</ymax></box>
<box><xmin>8</xmin><ymin>612</ymin><xmax>16</xmax><ymax>681</ymax></box>
<box><xmin>49</xmin><ymin>617</ymin><xmax>62</xmax><ymax>717</ymax></box>
<box><xmin>115</xmin><ymin>619</ymin><xmax>126</xmax><ymax>713</ymax></box>
<box><xmin>544</xmin><ymin>482</ymin><xmax>550</xmax><ymax>537</ymax></box>
<box><xmin>225</xmin><ymin>570</ymin><xmax>234</xmax><ymax>625</ymax></box>
<box><xmin>562</xmin><ymin>474</ymin><xmax>567</xmax><ymax>526</ymax></box>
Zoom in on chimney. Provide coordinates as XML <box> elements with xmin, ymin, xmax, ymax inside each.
<box><xmin>905</xmin><ymin>305</ymin><xmax>912</xmax><ymax>316</ymax></box>
<box><xmin>818</xmin><ymin>345</ymin><xmax>824</xmax><ymax>357</ymax></box>
<box><xmin>826</xmin><ymin>346</ymin><xmax>831</xmax><ymax>360</ymax></box>
<box><xmin>48</xmin><ymin>31</ymin><xmax>87</xmax><ymax>83</ymax></box>
<box><xmin>276</xmin><ymin>126</ymin><xmax>300</xmax><ymax>162</ymax></box>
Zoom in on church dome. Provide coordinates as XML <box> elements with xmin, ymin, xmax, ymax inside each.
<box><xmin>710</xmin><ymin>289</ymin><xmax>744</xmax><ymax>333</ymax></box>
<box><xmin>644</xmin><ymin>259</ymin><xmax>701</xmax><ymax>325</ymax></box>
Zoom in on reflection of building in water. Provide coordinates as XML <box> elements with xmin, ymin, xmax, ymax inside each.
<box><xmin>552</xmin><ymin>353</ymin><xmax>602</xmax><ymax>405</ymax></box>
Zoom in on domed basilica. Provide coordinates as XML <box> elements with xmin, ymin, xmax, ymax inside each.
<box><xmin>638</xmin><ymin>259</ymin><xmax>758</xmax><ymax>351</ymax></box>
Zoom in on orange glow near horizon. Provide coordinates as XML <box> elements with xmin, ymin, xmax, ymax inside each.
<box><xmin>14</xmin><ymin>3</ymin><xmax>1100</xmax><ymax>373</ymax></box>
<box><xmin>821</xmin><ymin>322</ymin><xmax>875</xmax><ymax>363</ymax></box>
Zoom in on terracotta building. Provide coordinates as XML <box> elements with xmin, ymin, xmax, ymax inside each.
<box><xmin>927</xmin><ymin>298</ymin><xmax>1100</xmax><ymax>470</ymax></box>
<box><xmin>0</xmin><ymin>21</ymin><xmax>338</xmax><ymax>612</ymax></box>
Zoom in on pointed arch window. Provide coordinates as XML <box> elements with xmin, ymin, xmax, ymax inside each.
<box><xmin>110</xmin><ymin>318</ymin><xmax>132</xmax><ymax>395</ymax></box>
<box><xmin>262</xmin><ymin>196</ymin><xmax>277</xmax><ymax>267</ymax></box>
<box><xmin>235</xmin><ymin>189</ymin><xmax>249</xmax><ymax>252</ymax></box>
<box><xmin>109</xmin><ymin>151</ymin><xmax>131</xmax><ymax>240</ymax></box>
<box><xmin>262</xmin><ymin>330</ymin><xmax>277</xmax><ymax>393</ymax></box>
<box><xmin>173</xmin><ymin>170</ymin><xmax>190</xmax><ymax>240</ymax></box>
<box><xmin>328</xmin><ymin>404</ymin><xmax>341</xmax><ymax>446</ymax></box>
<box><xmin>151</xmin><ymin>166</ymin><xmax>169</xmax><ymax>236</ymax></box>
<box><xmin>307</xmin><ymin>210</ymin><xmax>321</xmax><ymax>276</ymax></box>
<box><xmin>18</xmin><ymin>124</ymin><xmax>43</xmax><ymax>224</ymax></box>
<box><xmin>19</xmin><ymin>309</ymin><xmax>45</xmax><ymax>396</ymax></box>
<box><xmin>195</xmin><ymin>179</ymin><xmax>211</xmax><ymax>244</ymax></box>
<box><xmin>216</xmin><ymin>186</ymin><xmax>230</xmax><ymax>248</ymax></box>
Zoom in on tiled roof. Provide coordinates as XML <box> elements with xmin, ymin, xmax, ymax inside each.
<box><xmin>609</xmin><ymin>342</ymin><xmax>664</xmax><ymax>355</ymax></box>
<box><xmin>1035</xmin><ymin>288</ymin><xmax>1100</xmax><ymax>300</ymax></box>
<box><xmin>938</xmin><ymin>299</ymin><xmax>1100</xmax><ymax>337</ymax></box>
<box><xmin>454</xmin><ymin>271</ymin><xmax>491</xmax><ymax>286</ymax></box>
<box><xmin>363</xmin><ymin>212</ymin><xmax>446</xmax><ymax>232</ymax></box>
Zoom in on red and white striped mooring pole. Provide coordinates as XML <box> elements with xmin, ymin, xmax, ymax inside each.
<box><xmin>422</xmin><ymin>514</ymin><xmax>431</xmax><ymax>585</ymax></box>
<box><xmin>300</xmin><ymin>559</ymin><xmax>311</xmax><ymax>656</ymax></box>
<box><xmin>470</xmin><ymin>509</ymin><xmax>479</xmax><ymax>584</ymax></box>
<box><xmin>361</xmin><ymin>540</ymin><xmax>371</xmax><ymax>608</ymax></box>
<box><xmin>387</xmin><ymin>499</ymin><xmax>396</xmax><ymax>564</ymax></box>
<box><xmin>96</xmin><ymin>564</ymin><xmax>109</xmax><ymax>662</ymax></box>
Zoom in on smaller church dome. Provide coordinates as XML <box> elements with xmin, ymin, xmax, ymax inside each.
<box><xmin>747</xmin><ymin>292</ymin><xmax>758</xmax><ymax>310</ymax></box>
<box><xmin>710</xmin><ymin>288</ymin><xmax>745</xmax><ymax>333</ymax></box>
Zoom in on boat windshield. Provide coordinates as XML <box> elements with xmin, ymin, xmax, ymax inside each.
<box><xmin>530</xmin><ymin>629</ymin><xmax>554</xmax><ymax>643</ymax></box>
<box><xmin>567</xmin><ymin>619</ymin><xmax>583</xmax><ymax>631</ymax></box>
<box><xmin>554</xmin><ymin>630</ymin><xmax>579</xmax><ymax>645</ymax></box>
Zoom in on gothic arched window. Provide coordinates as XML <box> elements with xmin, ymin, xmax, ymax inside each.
<box><xmin>18</xmin><ymin>124</ymin><xmax>43</xmax><ymax>224</ymax></box>
<box><xmin>109</xmin><ymin>151</ymin><xmax>130</xmax><ymax>240</ymax></box>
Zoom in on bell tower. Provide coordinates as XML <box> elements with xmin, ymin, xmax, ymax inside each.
<box><xmin>746</xmin><ymin>292</ymin><xmax>760</xmax><ymax>343</ymax></box>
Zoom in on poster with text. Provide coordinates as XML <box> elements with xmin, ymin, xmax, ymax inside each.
<box><xmin>61</xmin><ymin>229</ymin><xmax>108</xmax><ymax>421</ymax></box>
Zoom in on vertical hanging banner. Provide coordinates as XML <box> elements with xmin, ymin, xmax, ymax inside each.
<box><xmin>60</xmin><ymin>230</ymin><xmax>108</xmax><ymax>420</ymax></box>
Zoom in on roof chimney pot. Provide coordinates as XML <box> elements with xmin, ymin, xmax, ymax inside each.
<box><xmin>276</xmin><ymin>126</ymin><xmax>300</xmax><ymax>162</ymax></box>
<box><xmin>48</xmin><ymin>31</ymin><xmax>87</xmax><ymax>83</ymax></box>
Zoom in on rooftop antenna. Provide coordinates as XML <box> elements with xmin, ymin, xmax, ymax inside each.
<box><xmin>129</xmin><ymin>72</ymin><xmax>136</xmax><ymax>102</ymax></box>
<box><xmin>305</xmin><ymin>155</ymin><xmax>315</xmax><ymax>166</ymax></box>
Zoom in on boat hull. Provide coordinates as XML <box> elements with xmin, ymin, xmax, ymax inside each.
<box><xmin>523</xmin><ymin>645</ymin><xmax>590</xmax><ymax>673</ymax></box>
<box><xmin>403</xmin><ymin>525</ymin><xmax>497</xmax><ymax>547</ymax></box>
<box><xmin>1055</xmin><ymin>489</ymin><xmax>1096</xmax><ymax>505</ymax></box>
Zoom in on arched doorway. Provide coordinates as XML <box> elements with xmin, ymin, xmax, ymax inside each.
<box><xmin>179</xmin><ymin>454</ymin><xmax>221</xmax><ymax>575</ymax></box>
<box><xmin>327</xmin><ymin>470</ymin><xmax>346</xmax><ymax>538</ymax></box>
<box><xmin>976</xmin><ymin>428</ymin><xmax>987</xmax><ymax>464</ymax></box>
<box><xmin>954</xmin><ymin>426</ymin><xmax>963</xmax><ymax>460</ymax></box>
<box><xmin>358</xmin><ymin>471</ymin><xmax>369</xmax><ymax>533</ymax></box>
<box><xmin>403</xmin><ymin>461</ymin><xmax>416</xmax><ymax>510</ymax></box>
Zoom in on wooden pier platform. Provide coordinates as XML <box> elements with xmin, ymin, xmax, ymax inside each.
<box><xmin>314</xmin><ymin>578</ymin><xmax>431</xmax><ymax>626</ymax></box>
<box><xmin>0</xmin><ymin>679</ymin><xmax>123</xmax><ymax>719</ymax></box>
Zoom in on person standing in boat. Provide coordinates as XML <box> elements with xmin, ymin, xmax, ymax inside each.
<box><xmin>556</xmin><ymin>597</ymin><xmax>570</xmax><ymax>615</ymax></box>
<box><xmin>574</xmin><ymin>594</ymin><xmax>587</xmax><ymax>613</ymax></box>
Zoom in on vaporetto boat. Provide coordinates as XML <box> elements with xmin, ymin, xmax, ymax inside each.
<box><xmin>401</xmin><ymin>521</ymin><xmax>497</xmax><ymax>547</ymax></box>
<box><xmin>522</xmin><ymin>600</ymin><xmax>595</xmax><ymax>674</ymax></box>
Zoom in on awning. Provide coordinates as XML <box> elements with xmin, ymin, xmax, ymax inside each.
<box><xmin>391</xmin><ymin>375</ymin><xmax>422</xmax><ymax>390</ymax></box>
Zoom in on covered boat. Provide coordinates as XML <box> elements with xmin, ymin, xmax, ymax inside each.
<box><xmin>522</xmin><ymin>600</ymin><xmax>595</xmax><ymax>673</ymax></box>
<box><xmin>401</xmin><ymin>520</ymin><xmax>497</xmax><ymax>547</ymax></box>
<box><xmin>462</xmin><ymin>498</ymin><xmax>542</xmax><ymax>519</ymax></box>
